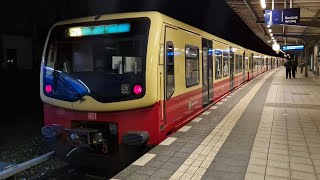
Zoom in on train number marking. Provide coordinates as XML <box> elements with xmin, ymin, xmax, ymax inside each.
<box><xmin>88</xmin><ymin>113</ymin><xmax>97</xmax><ymax>120</ymax></box>
<box><xmin>121</xmin><ymin>84</ymin><xmax>131</xmax><ymax>94</ymax></box>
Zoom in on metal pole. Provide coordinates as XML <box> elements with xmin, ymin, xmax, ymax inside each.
<box><xmin>290</xmin><ymin>0</ymin><xmax>292</xmax><ymax>8</ymax></box>
<box><xmin>300</xmin><ymin>50</ymin><xmax>303</xmax><ymax>73</ymax></box>
<box><xmin>272</xmin><ymin>0</ymin><xmax>274</xmax><ymax>9</ymax></box>
<box><xmin>305</xmin><ymin>48</ymin><xmax>308</xmax><ymax>77</ymax></box>
<box><xmin>315</xmin><ymin>45</ymin><xmax>319</xmax><ymax>77</ymax></box>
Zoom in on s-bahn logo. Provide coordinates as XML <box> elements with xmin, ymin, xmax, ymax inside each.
<box><xmin>121</xmin><ymin>84</ymin><xmax>130</xmax><ymax>94</ymax></box>
<box><xmin>188</xmin><ymin>101</ymin><xmax>192</xmax><ymax>110</ymax></box>
<box><xmin>188</xmin><ymin>100</ymin><xmax>199</xmax><ymax>110</ymax></box>
<box><xmin>88</xmin><ymin>113</ymin><xmax>97</xmax><ymax>120</ymax></box>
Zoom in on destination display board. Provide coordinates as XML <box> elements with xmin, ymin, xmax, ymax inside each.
<box><xmin>265</xmin><ymin>8</ymin><xmax>300</xmax><ymax>25</ymax></box>
<box><xmin>282</xmin><ymin>45</ymin><xmax>304</xmax><ymax>51</ymax></box>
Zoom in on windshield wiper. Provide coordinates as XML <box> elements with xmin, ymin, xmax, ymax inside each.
<box><xmin>52</xmin><ymin>70</ymin><xmax>86</xmax><ymax>102</ymax></box>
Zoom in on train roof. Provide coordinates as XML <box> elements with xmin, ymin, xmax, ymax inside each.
<box><xmin>53</xmin><ymin>11</ymin><xmax>276</xmax><ymax>58</ymax></box>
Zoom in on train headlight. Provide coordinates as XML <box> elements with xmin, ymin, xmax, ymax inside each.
<box><xmin>45</xmin><ymin>84</ymin><xmax>53</xmax><ymax>93</ymax></box>
<box><xmin>133</xmin><ymin>85</ymin><xmax>143</xmax><ymax>95</ymax></box>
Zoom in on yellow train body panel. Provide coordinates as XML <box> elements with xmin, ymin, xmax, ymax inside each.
<box><xmin>40</xmin><ymin>11</ymin><xmax>280</xmax><ymax>112</ymax></box>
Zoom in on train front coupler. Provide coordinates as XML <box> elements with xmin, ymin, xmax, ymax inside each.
<box><xmin>41</xmin><ymin>125</ymin><xmax>110</xmax><ymax>157</ymax></box>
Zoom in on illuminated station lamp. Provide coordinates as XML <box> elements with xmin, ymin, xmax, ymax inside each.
<box><xmin>68</xmin><ymin>23</ymin><xmax>131</xmax><ymax>37</ymax></box>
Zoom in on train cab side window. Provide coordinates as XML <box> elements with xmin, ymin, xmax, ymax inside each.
<box><xmin>185</xmin><ymin>45</ymin><xmax>199</xmax><ymax>87</ymax></box>
<box><xmin>214</xmin><ymin>50</ymin><xmax>222</xmax><ymax>79</ymax></box>
<box><xmin>166</xmin><ymin>41</ymin><xmax>175</xmax><ymax>99</ymax></box>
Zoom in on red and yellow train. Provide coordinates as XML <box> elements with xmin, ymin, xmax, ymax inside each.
<box><xmin>40</xmin><ymin>12</ymin><xmax>283</xmax><ymax>160</ymax></box>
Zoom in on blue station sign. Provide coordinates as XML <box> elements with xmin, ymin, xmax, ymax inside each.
<box><xmin>265</xmin><ymin>9</ymin><xmax>282</xmax><ymax>25</ymax></box>
<box><xmin>265</xmin><ymin>8</ymin><xmax>300</xmax><ymax>25</ymax></box>
<box><xmin>282</xmin><ymin>45</ymin><xmax>304</xmax><ymax>51</ymax></box>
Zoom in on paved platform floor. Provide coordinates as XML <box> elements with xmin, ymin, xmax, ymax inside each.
<box><xmin>113</xmin><ymin>68</ymin><xmax>320</xmax><ymax>180</ymax></box>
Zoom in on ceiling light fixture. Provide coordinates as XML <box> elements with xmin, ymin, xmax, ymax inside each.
<box><xmin>260</xmin><ymin>0</ymin><xmax>267</xmax><ymax>9</ymax></box>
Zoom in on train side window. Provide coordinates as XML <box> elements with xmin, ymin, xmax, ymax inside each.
<box><xmin>223</xmin><ymin>50</ymin><xmax>229</xmax><ymax>77</ymax></box>
<box><xmin>239</xmin><ymin>55</ymin><xmax>243</xmax><ymax>73</ymax></box>
<box><xmin>235</xmin><ymin>55</ymin><xmax>239</xmax><ymax>73</ymax></box>
<box><xmin>166</xmin><ymin>41</ymin><xmax>175</xmax><ymax>99</ymax></box>
<box><xmin>245</xmin><ymin>56</ymin><xmax>248</xmax><ymax>71</ymax></box>
<box><xmin>185</xmin><ymin>45</ymin><xmax>199</xmax><ymax>87</ymax></box>
<box><xmin>215</xmin><ymin>50</ymin><xmax>222</xmax><ymax>79</ymax></box>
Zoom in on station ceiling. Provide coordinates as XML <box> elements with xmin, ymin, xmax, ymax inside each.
<box><xmin>225</xmin><ymin>0</ymin><xmax>320</xmax><ymax>48</ymax></box>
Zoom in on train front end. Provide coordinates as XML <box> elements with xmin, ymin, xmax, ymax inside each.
<box><xmin>40</xmin><ymin>12</ymin><xmax>162</xmax><ymax>163</ymax></box>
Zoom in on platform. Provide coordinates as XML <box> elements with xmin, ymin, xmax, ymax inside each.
<box><xmin>113</xmin><ymin>68</ymin><xmax>320</xmax><ymax>180</ymax></box>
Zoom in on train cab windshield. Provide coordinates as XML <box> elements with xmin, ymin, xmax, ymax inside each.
<box><xmin>43</xmin><ymin>18</ymin><xmax>150</xmax><ymax>103</ymax></box>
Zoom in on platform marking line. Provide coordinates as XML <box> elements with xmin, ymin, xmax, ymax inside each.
<box><xmin>170</xmin><ymin>70</ymin><xmax>276</xmax><ymax>180</ymax></box>
<box><xmin>216</xmin><ymin>102</ymin><xmax>223</xmax><ymax>105</ymax></box>
<box><xmin>192</xmin><ymin>117</ymin><xmax>203</xmax><ymax>122</ymax></box>
<box><xmin>221</xmin><ymin>98</ymin><xmax>228</xmax><ymax>102</ymax></box>
<box><xmin>202</xmin><ymin>111</ymin><xmax>211</xmax><ymax>115</ymax></box>
<box><xmin>210</xmin><ymin>106</ymin><xmax>218</xmax><ymax>110</ymax></box>
<box><xmin>227</xmin><ymin>95</ymin><xmax>232</xmax><ymax>98</ymax></box>
<box><xmin>132</xmin><ymin>153</ymin><xmax>156</xmax><ymax>166</ymax></box>
<box><xmin>159</xmin><ymin>137</ymin><xmax>177</xmax><ymax>146</ymax></box>
<box><xmin>178</xmin><ymin>126</ymin><xmax>192</xmax><ymax>132</ymax></box>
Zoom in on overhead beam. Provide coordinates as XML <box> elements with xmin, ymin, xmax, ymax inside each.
<box><xmin>242</xmin><ymin>0</ymin><xmax>259</xmax><ymax>21</ymax></box>
<box><xmin>243</xmin><ymin>0</ymin><xmax>268</xmax><ymax>40</ymax></box>
<box><xmin>273</xmin><ymin>33</ymin><xmax>320</xmax><ymax>38</ymax></box>
<box><xmin>256</xmin><ymin>21</ymin><xmax>320</xmax><ymax>28</ymax></box>
<box><xmin>302</xmin><ymin>9</ymin><xmax>320</xmax><ymax>37</ymax></box>
<box><xmin>229</xmin><ymin>1</ymin><xmax>320</xmax><ymax>5</ymax></box>
<box><xmin>300</xmin><ymin>20</ymin><xmax>320</xmax><ymax>28</ymax></box>
<box><xmin>312</xmin><ymin>9</ymin><xmax>320</xmax><ymax>21</ymax></box>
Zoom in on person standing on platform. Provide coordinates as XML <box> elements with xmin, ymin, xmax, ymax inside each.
<box><xmin>292</xmin><ymin>59</ymin><xmax>298</xmax><ymax>78</ymax></box>
<box><xmin>301</xmin><ymin>60</ymin><xmax>305</xmax><ymax>73</ymax></box>
<box><xmin>284</xmin><ymin>59</ymin><xmax>292</xmax><ymax>79</ymax></box>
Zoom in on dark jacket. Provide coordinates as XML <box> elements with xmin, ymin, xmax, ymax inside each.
<box><xmin>284</xmin><ymin>61</ymin><xmax>292</xmax><ymax>69</ymax></box>
<box><xmin>292</xmin><ymin>60</ymin><xmax>298</xmax><ymax>69</ymax></box>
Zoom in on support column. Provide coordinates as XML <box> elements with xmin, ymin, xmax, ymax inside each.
<box><xmin>315</xmin><ymin>45</ymin><xmax>319</xmax><ymax>77</ymax></box>
<box><xmin>272</xmin><ymin>0</ymin><xmax>274</xmax><ymax>9</ymax></box>
<box><xmin>300</xmin><ymin>51</ymin><xmax>303</xmax><ymax>73</ymax></box>
<box><xmin>305</xmin><ymin>48</ymin><xmax>308</xmax><ymax>77</ymax></box>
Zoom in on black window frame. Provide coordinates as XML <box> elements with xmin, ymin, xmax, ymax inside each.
<box><xmin>223</xmin><ymin>50</ymin><xmax>229</xmax><ymax>77</ymax></box>
<box><xmin>214</xmin><ymin>50</ymin><xmax>223</xmax><ymax>80</ymax></box>
<box><xmin>165</xmin><ymin>41</ymin><xmax>175</xmax><ymax>99</ymax></box>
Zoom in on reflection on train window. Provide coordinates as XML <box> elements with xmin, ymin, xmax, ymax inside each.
<box><xmin>215</xmin><ymin>50</ymin><xmax>222</xmax><ymax>79</ymax></box>
<box><xmin>235</xmin><ymin>55</ymin><xmax>239</xmax><ymax>73</ymax></box>
<box><xmin>185</xmin><ymin>45</ymin><xmax>199</xmax><ymax>87</ymax></box>
<box><xmin>245</xmin><ymin>57</ymin><xmax>248</xmax><ymax>71</ymax></box>
<box><xmin>44</xmin><ymin>18</ymin><xmax>150</xmax><ymax>103</ymax></box>
<box><xmin>236</xmin><ymin>55</ymin><xmax>243</xmax><ymax>73</ymax></box>
<box><xmin>223</xmin><ymin>50</ymin><xmax>229</xmax><ymax>77</ymax></box>
<box><xmin>56</xmin><ymin>40</ymin><xmax>144</xmax><ymax>74</ymax></box>
<box><xmin>253</xmin><ymin>56</ymin><xmax>258</xmax><ymax>69</ymax></box>
<box><xmin>166</xmin><ymin>41</ymin><xmax>174</xmax><ymax>99</ymax></box>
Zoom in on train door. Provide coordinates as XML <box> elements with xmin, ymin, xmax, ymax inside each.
<box><xmin>202</xmin><ymin>38</ymin><xmax>213</xmax><ymax>106</ymax></box>
<box><xmin>230</xmin><ymin>47</ymin><xmax>235</xmax><ymax>89</ymax></box>
<box><xmin>163</xmin><ymin>26</ymin><xmax>178</xmax><ymax>126</ymax></box>
<box><xmin>242</xmin><ymin>52</ymin><xmax>246</xmax><ymax>81</ymax></box>
<box><xmin>250</xmin><ymin>53</ymin><xmax>254</xmax><ymax>76</ymax></box>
